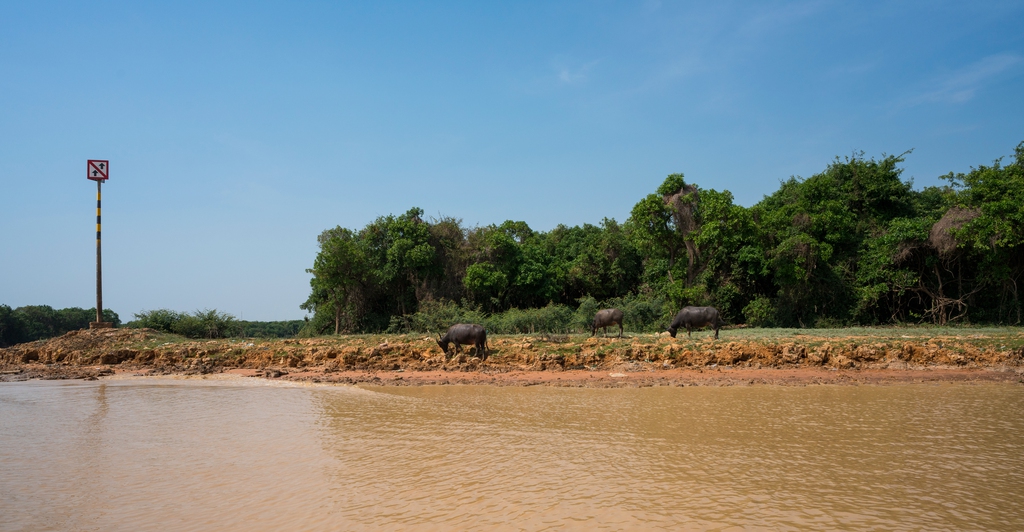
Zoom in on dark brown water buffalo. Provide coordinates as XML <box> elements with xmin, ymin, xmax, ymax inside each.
<box><xmin>591</xmin><ymin>308</ymin><xmax>624</xmax><ymax>337</ymax></box>
<box><xmin>667</xmin><ymin>306</ymin><xmax>725</xmax><ymax>339</ymax></box>
<box><xmin>437</xmin><ymin>323</ymin><xmax>488</xmax><ymax>360</ymax></box>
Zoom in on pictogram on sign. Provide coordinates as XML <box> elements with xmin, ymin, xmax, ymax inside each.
<box><xmin>87</xmin><ymin>160</ymin><xmax>109</xmax><ymax>181</ymax></box>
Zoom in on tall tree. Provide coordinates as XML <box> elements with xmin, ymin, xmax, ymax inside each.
<box><xmin>302</xmin><ymin>227</ymin><xmax>367</xmax><ymax>334</ymax></box>
<box><xmin>660</xmin><ymin>173</ymin><xmax>701</xmax><ymax>287</ymax></box>
<box><xmin>942</xmin><ymin>142</ymin><xmax>1024</xmax><ymax>322</ymax></box>
<box><xmin>361</xmin><ymin>208</ymin><xmax>437</xmax><ymax>317</ymax></box>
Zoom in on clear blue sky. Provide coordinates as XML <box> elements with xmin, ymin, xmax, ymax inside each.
<box><xmin>2</xmin><ymin>1</ymin><xmax>1023</xmax><ymax>321</ymax></box>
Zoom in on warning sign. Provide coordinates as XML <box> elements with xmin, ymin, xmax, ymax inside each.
<box><xmin>87</xmin><ymin>160</ymin><xmax>109</xmax><ymax>181</ymax></box>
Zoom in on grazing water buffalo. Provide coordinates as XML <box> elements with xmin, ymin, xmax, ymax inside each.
<box><xmin>437</xmin><ymin>323</ymin><xmax>488</xmax><ymax>360</ymax></box>
<box><xmin>667</xmin><ymin>306</ymin><xmax>725</xmax><ymax>339</ymax></box>
<box><xmin>591</xmin><ymin>308</ymin><xmax>624</xmax><ymax>337</ymax></box>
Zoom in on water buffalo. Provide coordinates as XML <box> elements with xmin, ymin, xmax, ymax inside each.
<box><xmin>591</xmin><ymin>308</ymin><xmax>624</xmax><ymax>337</ymax></box>
<box><xmin>667</xmin><ymin>306</ymin><xmax>725</xmax><ymax>339</ymax></box>
<box><xmin>437</xmin><ymin>323</ymin><xmax>488</xmax><ymax>360</ymax></box>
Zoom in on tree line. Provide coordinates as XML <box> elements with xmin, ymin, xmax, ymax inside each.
<box><xmin>0</xmin><ymin>305</ymin><xmax>305</xmax><ymax>346</ymax></box>
<box><xmin>0</xmin><ymin>305</ymin><xmax>121</xmax><ymax>347</ymax></box>
<box><xmin>302</xmin><ymin>141</ymin><xmax>1024</xmax><ymax>334</ymax></box>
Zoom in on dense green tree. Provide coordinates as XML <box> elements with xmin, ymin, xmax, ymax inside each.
<box><xmin>360</xmin><ymin>208</ymin><xmax>437</xmax><ymax>320</ymax></box>
<box><xmin>463</xmin><ymin>262</ymin><xmax>509</xmax><ymax>310</ymax></box>
<box><xmin>463</xmin><ymin>223</ymin><xmax>522</xmax><ymax>310</ymax></box>
<box><xmin>753</xmin><ymin>153</ymin><xmax>915</xmax><ymax>326</ymax></box>
<box><xmin>854</xmin><ymin>217</ymin><xmax>934</xmax><ymax>323</ymax></box>
<box><xmin>627</xmin><ymin>193</ymin><xmax>683</xmax><ymax>287</ymax></box>
<box><xmin>689</xmin><ymin>189</ymin><xmax>765</xmax><ymax>322</ymax></box>
<box><xmin>0</xmin><ymin>304</ymin><xmax>26</xmax><ymax>347</ymax></box>
<box><xmin>941</xmin><ymin>142</ymin><xmax>1024</xmax><ymax>323</ymax></box>
<box><xmin>423</xmin><ymin>215</ymin><xmax>471</xmax><ymax>303</ymax></box>
<box><xmin>302</xmin><ymin>227</ymin><xmax>368</xmax><ymax>334</ymax></box>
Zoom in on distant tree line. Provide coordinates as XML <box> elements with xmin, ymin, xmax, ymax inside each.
<box><xmin>0</xmin><ymin>305</ymin><xmax>121</xmax><ymax>347</ymax></box>
<box><xmin>0</xmin><ymin>306</ymin><xmax>305</xmax><ymax>346</ymax></box>
<box><xmin>127</xmin><ymin>309</ymin><xmax>305</xmax><ymax>339</ymax></box>
<box><xmin>302</xmin><ymin>141</ymin><xmax>1024</xmax><ymax>334</ymax></box>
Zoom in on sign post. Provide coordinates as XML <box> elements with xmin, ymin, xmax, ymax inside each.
<box><xmin>87</xmin><ymin>160</ymin><xmax>112</xmax><ymax>328</ymax></box>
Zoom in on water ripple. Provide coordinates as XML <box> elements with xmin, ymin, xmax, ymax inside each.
<box><xmin>1</xmin><ymin>381</ymin><xmax>1023</xmax><ymax>530</ymax></box>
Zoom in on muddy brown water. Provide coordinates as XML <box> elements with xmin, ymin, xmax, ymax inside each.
<box><xmin>2</xmin><ymin>379</ymin><xmax>1023</xmax><ymax>531</ymax></box>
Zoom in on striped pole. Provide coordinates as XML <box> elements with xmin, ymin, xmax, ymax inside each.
<box><xmin>96</xmin><ymin>179</ymin><xmax>103</xmax><ymax>324</ymax></box>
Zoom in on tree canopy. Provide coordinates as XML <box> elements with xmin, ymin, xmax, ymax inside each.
<box><xmin>302</xmin><ymin>142</ymin><xmax>1024</xmax><ymax>333</ymax></box>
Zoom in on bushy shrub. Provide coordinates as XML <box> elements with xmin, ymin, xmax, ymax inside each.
<box><xmin>129</xmin><ymin>309</ymin><xmax>183</xmax><ymax>332</ymax></box>
<box><xmin>743</xmin><ymin>297</ymin><xmax>774</xmax><ymax>327</ymax></box>
<box><xmin>129</xmin><ymin>308</ymin><xmax>235</xmax><ymax>339</ymax></box>
<box><xmin>376</xmin><ymin>293</ymin><xmax>675</xmax><ymax>337</ymax></box>
<box><xmin>572</xmin><ymin>296</ymin><xmax>600</xmax><ymax>331</ymax></box>
<box><xmin>178</xmin><ymin>309</ymin><xmax>235</xmax><ymax>338</ymax></box>
<box><xmin>386</xmin><ymin>299</ymin><xmax>489</xmax><ymax>334</ymax></box>
<box><xmin>298</xmin><ymin>311</ymin><xmax>335</xmax><ymax>337</ymax></box>
<box><xmin>418</xmin><ymin>299</ymin><xmax>488</xmax><ymax>334</ymax></box>
<box><xmin>485</xmin><ymin>303</ymin><xmax>574</xmax><ymax>334</ymax></box>
<box><xmin>600</xmin><ymin>293</ymin><xmax>674</xmax><ymax>332</ymax></box>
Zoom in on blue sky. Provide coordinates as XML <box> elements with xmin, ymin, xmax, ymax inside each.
<box><xmin>2</xmin><ymin>1</ymin><xmax>1023</xmax><ymax>321</ymax></box>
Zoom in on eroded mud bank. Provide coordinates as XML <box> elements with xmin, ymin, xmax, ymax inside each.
<box><xmin>2</xmin><ymin>328</ymin><xmax>1023</xmax><ymax>386</ymax></box>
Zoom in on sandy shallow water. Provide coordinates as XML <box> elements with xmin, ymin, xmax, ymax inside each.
<box><xmin>2</xmin><ymin>379</ymin><xmax>1024</xmax><ymax>530</ymax></box>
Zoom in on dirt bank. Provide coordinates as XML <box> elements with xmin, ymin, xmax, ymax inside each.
<box><xmin>2</xmin><ymin>328</ymin><xmax>1023</xmax><ymax>386</ymax></box>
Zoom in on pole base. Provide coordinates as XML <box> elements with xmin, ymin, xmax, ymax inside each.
<box><xmin>89</xmin><ymin>322</ymin><xmax>114</xmax><ymax>329</ymax></box>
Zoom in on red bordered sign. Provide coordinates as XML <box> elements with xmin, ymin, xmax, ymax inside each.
<box><xmin>87</xmin><ymin>160</ymin><xmax>109</xmax><ymax>181</ymax></box>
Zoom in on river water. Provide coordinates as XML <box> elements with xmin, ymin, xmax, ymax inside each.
<box><xmin>1</xmin><ymin>379</ymin><xmax>1023</xmax><ymax>531</ymax></box>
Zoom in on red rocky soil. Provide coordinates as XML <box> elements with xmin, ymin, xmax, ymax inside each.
<box><xmin>2</xmin><ymin>328</ymin><xmax>1022</xmax><ymax>386</ymax></box>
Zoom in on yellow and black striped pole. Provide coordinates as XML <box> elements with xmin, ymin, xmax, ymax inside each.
<box><xmin>87</xmin><ymin>159</ymin><xmax>110</xmax><ymax>328</ymax></box>
<box><xmin>95</xmin><ymin>178</ymin><xmax>103</xmax><ymax>325</ymax></box>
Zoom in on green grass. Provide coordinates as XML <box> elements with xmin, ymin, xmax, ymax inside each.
<box><xmin>116</xmin><ymin>326</ymin><xmax>1024</xmax><ymax>355</ymax></box>
<box><xmin>125</xmin><ymin>331</ymin><xmax>191</xmax><ymax>350</ymax></box>
<box><xmin>718</xmin><ymin>325</ymin><xmax>1024</xmax><ymax>340</ymax></box>
<box><xmin>484</xmin><ymin>326</ymin><xmax>1024</xmax><ymax>352</ymax></box>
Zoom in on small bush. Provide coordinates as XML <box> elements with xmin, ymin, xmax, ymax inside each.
<box><xmin>813</xmin><ymin>316</ymin><xmax>847</xmax><ymax>329</ymax></box>
<box><xmin>130</xmin><ymin>309</ymin><xmax>183</xmax><ymax>332</ymax></box>
<box><xmin>298</xmin><ymin>312</ymin><xmax>334</xmax><ymax>337</ymax></box>
<box><xmin>600</xmin><ymin>293</ymin><xmax>674</xmax><ymax>333</ymax></box>
<box><xmin>572</xmin><ymin>296</ymin><xmax>600</xmax><ymax>332</ymax></box>
<box><xmin>743</xmin><ymin>297</ymin><xmax>775</xmax><ymax>327</ymax></box>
